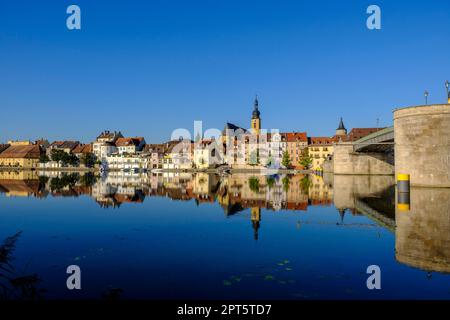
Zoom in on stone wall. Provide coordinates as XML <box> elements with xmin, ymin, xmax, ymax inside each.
<box><xmin>332</xmin><ymin>143</ymin><xmax>394</xmax><ymax>175</ymax></box>
<box><xmin>394</xmin><ymin>104</ymin><xmax>450</xmax><ymax>187</ymax></box>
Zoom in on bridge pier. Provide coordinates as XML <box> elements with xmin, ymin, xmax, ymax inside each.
<box><xmin>325</xmin><ymin>142</ymin><xmax>394</xmax><ymax>175</ymax></box>
<box><xmin>394</xmin><ymin>104</ymin><xmax>450</xmax><ymax>187</ymax></box>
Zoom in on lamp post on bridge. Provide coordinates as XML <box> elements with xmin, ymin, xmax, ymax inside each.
<box><xmin>424</xmin><ymin>90</ymin><xmax>429</xmax><ymax>105</ymax></box>
<box><xmin>446</xmin><ymin>80</ymin><xmax>449</xmax><ymax>103</ymax></box>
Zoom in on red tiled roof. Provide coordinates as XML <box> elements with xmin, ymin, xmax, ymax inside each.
<box><xmin>49</xmin><ymin>141</ymin><xmax>80</xmax><ymax>150</ymax></box>
<box><xmin>282</xmin><ymin>132</ymin><xmax>308</xmax><ymax>143</ymax></box>
<box><xmin>0</xmin><ymin>145</ymin><xmax>41</xmax><ymax>159</ymax></box>
<box><xmin>308</xmin><ymin>136</ymin><xmax>338</xmax><ymax>145</ymax></box>
<box><xmin>115</xmin><ymin>137</ymin><xmax>144</xmax><ymax>147</ymax></box>
<box><xmin>72</xmin><ymin>144</ymin><xmax>93</xmax><ymax>154</ymax></box>
<box><xmin>0</xmin><ymin>144</ymin><xmax>10</xmax><ymax>154</ymax></box>
<box><xmin>346</xmin><ymin>128</ymin><xmax>385</xmax><ymax>142</ymax></box>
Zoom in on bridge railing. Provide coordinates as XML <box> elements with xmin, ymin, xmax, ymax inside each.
<box><xmin>353</xmin><ymin>126</ymin><xmax>394</xmax><ymax>152</ymax></box>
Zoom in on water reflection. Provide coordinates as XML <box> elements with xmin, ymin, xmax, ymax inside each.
<box><xmin>396</xmin><ymin>188</ymin><xmax>450</xmax><ymax>273</ymax></box>
<box><xmin>0</xmin><ymin>170</ymin><xmax>449</xmax><ymax>277</ymax></box>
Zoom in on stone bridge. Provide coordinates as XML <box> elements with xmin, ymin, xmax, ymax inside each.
<box><xmin>324</xmin><ymin>127</ymin><xmax>395</xmax><ymax>175</ymax></box>
<box><xmin>353</xmin><ymin>126</ymin><xmax>394</xmax><ymax>153</ymax></box>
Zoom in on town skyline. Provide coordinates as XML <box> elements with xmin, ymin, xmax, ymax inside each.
<box><xmin>1</xmin><ymin>1</ymin><xmax>450</xmax><ymax>142</ymax></box>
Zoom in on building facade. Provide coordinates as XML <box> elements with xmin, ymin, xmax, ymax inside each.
<box><xmin>92</xmin><ymin>130</ymin><xmax>123</xmax><ymax>160</ymax></box>
<box><xmin>0</xmin><ymin>145</ymin><xmax>42</xmax><ymax>168</ymax></box>
<box><xmin>115</xmin><ymin>137</ymin><xmax>146</xmax><ymax>154</ymax></box>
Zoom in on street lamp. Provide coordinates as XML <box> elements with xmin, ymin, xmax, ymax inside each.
<box><xmin>446</xmin><ymin>80</ymin><xmax>449</xmax><ymax>101</ymax></box>
<box><xmin>424</xmin><ymin>90</ymin><xmax>429</xmax><ymax>105</ymax></box>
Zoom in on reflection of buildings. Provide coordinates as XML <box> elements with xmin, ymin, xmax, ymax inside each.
<box><xmin>1</xmin><ymin>171</ymin><xmax>387</xmax><ymax>240</ymax></box>
<box><xmin>396</xmin><ymin>188</ymin><xmax>450</xmax><ymax>273</ymax></box>
<box><xmin>4</xmin><ymin>170</ymin><xmax>449</xmax><ymax>275</ymax></box>
<box><xmin>0</xmin><ymin>170</ymin><xmax>41</xmax><ymax>197</ymax></box>
<box><xmin>251</xmin><ymin>207</ymin><xmax>261</xmax><ymax>240</ymax></box>
<box><xmin>193</xmin><ymin>173</ymin><xmax>219</xmax><ymax>203</ymax></box>
<box><xmin>308</xmin><ymin>174</ymin><xmax>333</xmax><ymax>206</ymax></box>
<box><xmin>0</xmin><ymin>171</ymin><xmax>335</xmax><ymax>213</ymax></box>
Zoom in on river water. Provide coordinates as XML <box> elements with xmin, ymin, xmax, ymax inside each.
<box><xmin>0</xmin><ymin>171</ymin><xmax>449</xmax><ymax>299</ymax></box>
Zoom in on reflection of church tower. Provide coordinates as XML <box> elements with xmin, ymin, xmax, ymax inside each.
<box><xmin>338</xmin><ymin>208</ymin><xmax>346</xmax><ymax>224</ymax></box>
<box><xmin>251</xmin><ymin>96</ymin><xmax>261</xmax><ymax>135</ymax></box>
<box><xmin>335</xmin><ymin>117</ymin><xmax>347</xmax><ymax>137</ymax></box>
<box><xmin>251</xmin><ymin>207</ymin><xmax>261</xmax><ymax>240</ymax></box>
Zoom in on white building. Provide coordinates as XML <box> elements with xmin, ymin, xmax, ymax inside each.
<box><xmin>163</xmin><ymin>139</ymin><xmax>193</xmax><ymax>170</ymax></box>
<box><xmin>92</xmin><ymin>130</ymin><xmax>123</xmax><ymax>161</ymax></box>
<box><xmin>115</xmin><ymin>137</ymin><xmax>146</xmax><ymax>155</ymax></box>
<box><xmin>193</xmin><ymin>139</ymin><xmax>223</xmax><ymax>169</ymax></box>
<box><xmin>105</xmin><ymin>153</ymin><xmax>148</xmax><ymax>171</ymax></box>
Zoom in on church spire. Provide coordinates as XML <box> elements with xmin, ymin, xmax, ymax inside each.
<box><xmin>252</xmin><ymin>95</ymin><xmax>260</xmax><ymax>119</ymax></box>
<box><xmin>336</xmin><ymin>117</ymin><xmax>347</xmax><ymax>136</ymax></box>
<box><xmin>337</xmin><ymin>117</ymin><xmax>346</xmax><ymax>130</ymax></box>
<box><xmin>251</xmin><ymin>95</ymin><xmax>262</xmax><ymax>135</ymax></box>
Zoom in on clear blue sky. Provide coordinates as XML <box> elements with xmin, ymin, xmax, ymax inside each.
<box><xmin>1</xmin><ymin>0</ymin><xmax>449</xmax><ymax>143</ymax></box>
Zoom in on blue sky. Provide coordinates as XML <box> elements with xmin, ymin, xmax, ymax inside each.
<box><xmin>0</xmin><ymin>0</ymin><xmax>449</xmax><ymax>143</ymax></box>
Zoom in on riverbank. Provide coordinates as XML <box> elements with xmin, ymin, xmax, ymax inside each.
<box><xmin>0</xmin><ymin>166</ymin><xmax>312</xmax><ymax>175</ymax></box>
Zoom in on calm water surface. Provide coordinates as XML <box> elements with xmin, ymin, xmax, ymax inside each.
<box><xmin>0</xmin><ymin>171</ymin><xmax>449</xmax><ymax>299</ymax></box>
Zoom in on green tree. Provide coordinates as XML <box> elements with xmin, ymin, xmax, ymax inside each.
<box><xmin>50</xmin><ymin>149</ymin><xmax>65</xmax><ymax>162</ymax></box>
<box><xmin>80</xmin><ymin>153</ymin><xmax>96</xmax><ymax>167</ymax></box>
<box><xmin>50</xmin><ymin>173</ymin><xmax>79</xmax><ymax>191</ymax></box>
<box><xmin>281</xmin><ymin>151</ymin><xmax>291</xmax><ymax>169</ymax></box>
<box><xmin>39</xmin><ymin>154</ymin><xmax>50</xmax><ymax>163</ymax></box>
<box><xmin>80</xmin><ymin>172</ymin><xmax>97</xmax><ymax>186</ymax></box>
<box><xmin>266</xmin><ymin>176</ymin><xmax>275</xmax><ymax>189</ymax></box>
<box><xmin>282</xmin><ymin>175</ymin><xmax>291</xmax><ymax>192</ymax></box>
<box><xmin>51</xmin><ymin>149</ymin><xmax>79</xmax><ymax>167</ymax></box>
<box><xmin>299</xmin><ymin>149</ymin><xmax>313</xmax><ymax>169</ymax></box>
<box><xmin>248</xmin><ymin>177</ymin><xmax>260</xmax><ymax>193</ymax></box>
<box><xmin>300</xmin><ymin>175</ymin><xmax>312</xmax><ymax>194</ymax></box>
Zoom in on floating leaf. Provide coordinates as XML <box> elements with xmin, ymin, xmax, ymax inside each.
<box><xmin>223</xmin><ymin>280</ymin><xmax>232</xmax><ymax>286</ymax></box>
<box><xmin>264</xmin><ymin>275</ymin><xmax>275</xmax><ymax>281</ymax></box>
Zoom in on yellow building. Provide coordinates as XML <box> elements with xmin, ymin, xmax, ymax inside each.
<box><xmin>307</xmin><ymin>137</ymin><xmax>336</xmax><ymax>170</ymax></box>
<box><xmin>0</xmin><ymin>170</ymin><xmax>40</xmax><ymax>197</ymax></box>
<box><xmin>0</xmin><ymin>145</ymin><xmax>41</xmax><ymax>168</ymax></box>
<box><xmin>0</xmin><ymin>170</ymin><xmax>39</xmax><ymax>180</ymax></box>
<box><xmin>307</xmin><ymin>118</ymin><xmax>348</xmax><ymax>170</ymax></box>
<box><xmin>7</xmin><ymin>140</ymin><xmax>32</xmax><ymax>146</ymax></box>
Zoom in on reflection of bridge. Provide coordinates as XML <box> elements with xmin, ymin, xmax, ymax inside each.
<box><xmin>355</xmin><ymin>199</ymin><xmax>395</xmax><ymax>232</ymax></box>
<box><xmin>329</xmin><ymin>174</ymin><xmax>396</xmax><ymax>231</ymax></box>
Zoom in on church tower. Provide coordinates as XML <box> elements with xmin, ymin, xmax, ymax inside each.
<box><xmin>335</xmin><ymin>117</ymin><xmax>347</xmax><ymax>136</ymax></box>
<box><xmin>251</xmin><ymin>96</ymin><xmax>261</xmax><ymax>135</ymax></box>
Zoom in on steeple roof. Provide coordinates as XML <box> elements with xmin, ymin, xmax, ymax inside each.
<box><xmin>252</xmin><ymin>95</ymin><xmax>260</xmax><ymax>119</ymax></box>
<box><xmin>337</xmin><ymin>117</ymin><xmax>346</xmax><ymax>130</ymax></box>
